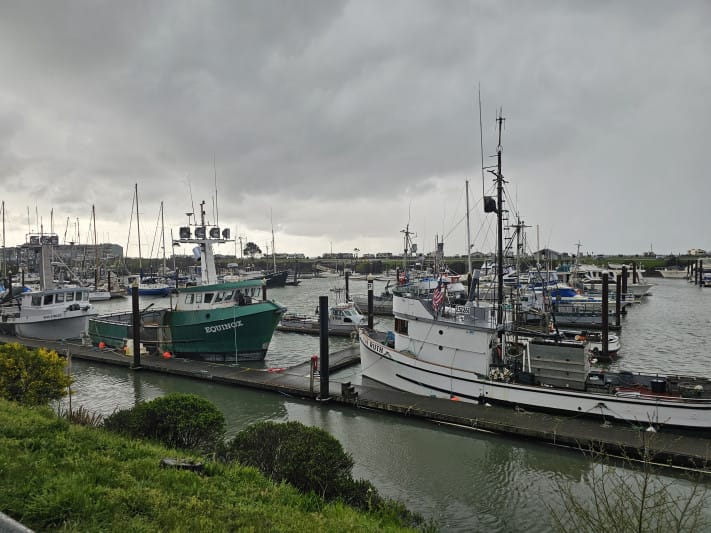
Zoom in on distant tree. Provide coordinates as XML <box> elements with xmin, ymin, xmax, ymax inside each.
<box><xmin>0</xmin><ymin>343</ymin><xmax>72</xmax><ymax>406</ymax></box>
<box><xmin>243</xmin><ymin>242</ymin><xmax>262</xmax><ymax>258</ymax></box>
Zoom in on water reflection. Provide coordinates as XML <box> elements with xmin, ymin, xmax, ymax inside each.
<box><xmin>70</xmin><ymin>276</ymin><xmax>711</xmax><ymax>532</ymax></box>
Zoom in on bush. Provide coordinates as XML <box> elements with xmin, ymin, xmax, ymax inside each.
<box><xmin>0</xmin><ymin>343</ymin><xmax>72</xmax><ymax>405</ymax></box>
<box><xmin>225</xmin><ymin>421</ymin><xmax>355</xmax><ymax>500</ymax></box>
<box><xmin>103</xmin><ymin>393</ymin><xmax>225</xmax><ymax>452</ymax></box>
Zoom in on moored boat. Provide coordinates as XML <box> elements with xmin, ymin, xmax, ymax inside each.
<box><xmin>359</xmin><ymin>115</ymin><xmax>711</xmax><ymax>431</ymax></box>
<box><xmin>0</xmin><ymin>234</ymin><xmax>97</xmax><ymax>340</ymax></box>
<box><xmin>89</xmin><ymin>202</ymin><xmax>285</xmax><ymax>361</ymax></box>
<box><xmin>277</xmin><ymin>301</ymin><xmax>365</xmax><ymax>337</ymax></box>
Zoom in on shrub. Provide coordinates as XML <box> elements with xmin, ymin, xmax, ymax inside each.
<box><xmin>103</xmin><ymin>393</ymin><xmax>225</xmax><ymax>452</ymax></box>
<box><xmin>0</xmin><ymin>343</ymin><xmax>72</xmax><ymax>405</ymax></box>
<box><xmin>225</xmin><ymin>421</ymin><xmax>354</xmax><ymax>500</ymax></box>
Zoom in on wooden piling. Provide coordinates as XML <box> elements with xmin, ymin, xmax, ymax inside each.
<box><xmin>131</xmin><ymin>281</ymin><xmax>141</xmax><ymax>369</ymax></box>
<box><xmin>318</xmin><ymin>295</ymin><xmax>330</xmax><ymax>400</ymax></box>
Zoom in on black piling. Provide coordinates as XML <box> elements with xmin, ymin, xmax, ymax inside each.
<box><xmin>701</xmin><ymin>260</ymin><xmax>705</xmax><ymax>287</ymax></box>
<box><xmin>318</xmin><ymin>295</ymin><xmax>330</xmax><ymax>400</ymax></box>
<box><xmin>345</xmin><ymin>270</ymin><xmax>350</xmax><ymax>302</ymax></box>
<box><xmin>131</xmin><ymin>281</ymin><xmax>141</xmax><ymax>369</ymax></box>
<box><xmin>621</xmin><ymin>266</ymin><xmax>628</xmax><ymax>298</ymax></box>
<box><xmin>632</xmin><ymin>262</ymin><xmax>638</xmax><ymax>284</ymax></box>
<box><xmin>615</xmin><ymin>276</ymin><xmax>622</xmax><ymax>328</ymax></box>
<box><xmin>262</xmin><ymin>279</ymin><xmax>267</xmax><ymax>301</ymax></box>
<box><xmin>601</xmin><ymin>273</ymin><xmax>609</xmax><ymax>357</ymax></box>
<box><xmin>367</xmin><ymin>274</ymin><xmax>374</xmax><ymax>329</ymax></box>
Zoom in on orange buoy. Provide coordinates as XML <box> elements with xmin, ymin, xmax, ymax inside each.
<box><xmin>162</xmin><ymin>351</ymin><xmax>172</xmax><ymax>359</ymax></box>
<box><xmin>98</xmin><ymin>341</ymin><xmax>106</xmax><ymax>349</ymax></box>
<box><xmin>450</xmin><ymin>396</ymin><xmax>461</xmax><ymax>401</ymax></box>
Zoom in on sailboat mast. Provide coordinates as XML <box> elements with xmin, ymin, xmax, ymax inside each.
<box><xmin>271</xmin><ymin>210</ymin><xmax>276</xmax><ymax>273</ymax></box>
<box><xmin>93</xmin><ymin>205</ymin><xmax>99</xmax><ymax>288</ymax></box>
<box><xmin>1</xmin><ymin>201</ymin><xmax>5</xmax><ymax>278</ymax></box>
<box><xmin>135</xmin><ymin>183</ymin><xmax>143</xmax><ymax>275</ymax></box>
<box><xmin>496</xmin><ymin>111</ymin><xmax>505</xmax><ymax>325</ymax></box>
<box><xmin>465</xmin><ymin>180</ymin><xmax>472</xmax><ymax>276</ymax></box>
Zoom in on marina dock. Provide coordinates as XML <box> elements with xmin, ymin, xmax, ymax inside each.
<box><xmin>3</xmin><ymin>333</ymin><xmax>710</xmax><ymax>472</ymax></box>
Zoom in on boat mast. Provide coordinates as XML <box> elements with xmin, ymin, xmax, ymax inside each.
<box><xmin>92</xmin><ymin>205</ymin><xmax>99</xmax><ymax>289</ymax></box>
<box><xmin>1</xmin><ymin>201</ymin><xmax>5</xmax><ymax>278</ymax></box>
<box><xmin>496</xmin><ymin>110</ymin><xmax>505</xmax><ymax>325</ymax></box>
<box><xmin>465</xmin><ymin>180</ymin><xmax>472</xmax><ymax>277</ymax></box>
<box><xmin>135</xmin><ymin>183</ymin><xmax>143</xmax><ymax>277</ymax></box>
<box><xmin>271</xmin><ymin>209</ymin><xmax>276</xmax><ymax>274</ymax></box>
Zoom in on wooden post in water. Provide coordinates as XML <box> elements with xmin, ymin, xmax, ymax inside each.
<box><xmin>615</xmin><ymin>276</ymin><xmax>622</xmax><ymax>328</ymax></box>
<box><xmin>318</xmin><ymin>295</ymin><xmax>330</xmax><ymax>401</ymax></box>
<box><xmin>700</xmin><ymin>260</ymin><xmax>704</xmax><ymax>287</ymax></box>
<box><xmin>367</xmin><ymin>274</ymin><xmax>374</xmax><ymax>329</ymax></box>
<box><xmin>632</xmin><ymin>262</ymin><xmax>638</xmax><ymax>284</ymax></box>
<box><xmin>131</xmin><ymin>280</ymin><xmax>141</xmax><ymax>369</ymax></box>
<box><xmin>621</xmin><ymin>266</ymin><xmax>628</xmax><ymax>299</ymax></box>
<box><xmin>345</xmin><ymin>270</ymin><xmax>350</xmax><ymax>302</ymax></box>
<box><xmin>601</xmin><ymin>273</ymin><xmax>609</xmax><ymax>357</ymax></box>
<box><xmin>262</xmin><ymin>278</ymin><xmax>267</xmax><ymax>301</ymax></box>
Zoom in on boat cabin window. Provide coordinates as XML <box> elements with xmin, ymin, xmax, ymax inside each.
<box><xmin>204</xmin><ymin>293</ymin><xmax>214</xmax><ymax>304</ymax></box>
<box><xmin>43</xmin><ymin>294</ymin><xmax>54</xmax><ymax>305</ymax></box>
<box><xmin>195</xmin><ymin>294</ymin><xmax>203</xmax><ymax>303</ymax></box>
<box><xmin>184</xmin><ymin>294</ymin><xmax>194</xmax><ymax>304</ymax></box>
<box><xmin>55</xmin><ymin>292</ymin><xmax>65</xmax><ymax>303</ymax></box>
<box><xmin>31</xmin><ymin>295</ymin><xmax>42</xmax><ymax>306</ymax></box>
<box><xmin>66</xmin><ymin>292</ymin><xmax>75</xmax><ymax>302</ymax></box>
<box><xmin>224</xmin><ymin>290</ymin><xmax>234</xmax><ymax>300</ymax></box>
<box><xmin>214</xmin><ymin>292</ymin><xmax>224</xmax><ymax>303</ymax></box>
<box><xmin>394</xmin><ymin>318</ymin><xmax>408</xmax><ymax>335</ymax></box>
<box><xmin>81</xmin><ymin>292</ymin><xmax>89</xmax><ymax>302</ymax></box>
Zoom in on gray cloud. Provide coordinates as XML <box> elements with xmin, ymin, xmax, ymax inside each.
<box><xmin>0</xmin><ymin>0</ymin><xmax>709</xmax><ymax>259</ymax></box>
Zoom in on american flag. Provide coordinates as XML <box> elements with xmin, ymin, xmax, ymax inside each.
<box><xmin>432</xmin><ymin>282</ymin><xmax>444</xmax><ymax>310</ymax></box>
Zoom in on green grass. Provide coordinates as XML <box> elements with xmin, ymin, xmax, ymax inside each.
<box><xmin>0</xmin><ymin>400</ymin><xmax>416</xmax><ymax>532</ymax></box>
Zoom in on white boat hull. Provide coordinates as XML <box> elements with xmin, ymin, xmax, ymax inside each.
<box><xmin>360</xmin><ymin>330</ymin><xmax>711</xmax><ymax>430</ymax></box>
<box><xmin>14</xmin><ymin>312</ymin><xmax>95</xmax><ymax>340</ymax></box>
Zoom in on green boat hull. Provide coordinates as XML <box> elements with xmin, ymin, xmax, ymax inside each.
<box><xmin>89</xmin><ymin>301</ymin><xmax>284</xmax><ymax>362</ymax></box>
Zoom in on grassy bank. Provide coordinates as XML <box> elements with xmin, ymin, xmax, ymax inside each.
<box><xmin>0</xmin><ymin>400</ymin><xmax>414</xmax><ymax>532</ymax></box>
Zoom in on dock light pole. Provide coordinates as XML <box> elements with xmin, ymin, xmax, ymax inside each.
<box><xmin>367</xmin><ymin>274</ymin><xmax>374</xmax><ymax>329</ymax></box>
<box><xmin>131</xmin><ymin>279</ymin><xmax>142</xmax><ymax>369</ymax></box>
<box><xmin>318</xmin><ymin>295</ymin><xmax>330</xmax><ymax>401</ymax></box>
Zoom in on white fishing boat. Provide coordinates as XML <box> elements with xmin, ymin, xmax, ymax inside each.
<box><xmin>0</xmin><ymin>234</ymin><xmax>97</xmax><ymax>340</ymax></box>
<box><xmin>360</xmin><ymin>115</ymin><xmax>711</xmax><ymax>431</ymax></box>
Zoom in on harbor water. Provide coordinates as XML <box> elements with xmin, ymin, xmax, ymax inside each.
<box><xmin>63</xmin><ymin>277</ymin><xmax>711</xmax><ymax>532</ymax></box>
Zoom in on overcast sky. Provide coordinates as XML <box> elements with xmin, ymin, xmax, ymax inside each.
<box><xmin>1</xmin><ymin>1</ymin><xmax>709</xmax><ymax>262</ymax></box>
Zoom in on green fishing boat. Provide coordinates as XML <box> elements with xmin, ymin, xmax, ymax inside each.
<box><xmin>89</xmin><ymin>202</ymin><xmax>285</xmax><ymax>362</ymax></box>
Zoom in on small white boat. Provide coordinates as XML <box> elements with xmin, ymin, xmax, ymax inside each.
<box><xmin>658</xmin><ymin>267</ymin><xmax>688</xmax><ymax>279</ymax></box>
<box><xmin>277</xmin><ymin>301</ymin><xmax>366</xmax><ymax>337</ymax></box>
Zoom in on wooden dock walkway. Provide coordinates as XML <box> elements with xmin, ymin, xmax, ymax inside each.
<box><xmin>2</xmin><ymin>334</ymin><xmax>710</xmax><ymax>472</ymax></box>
